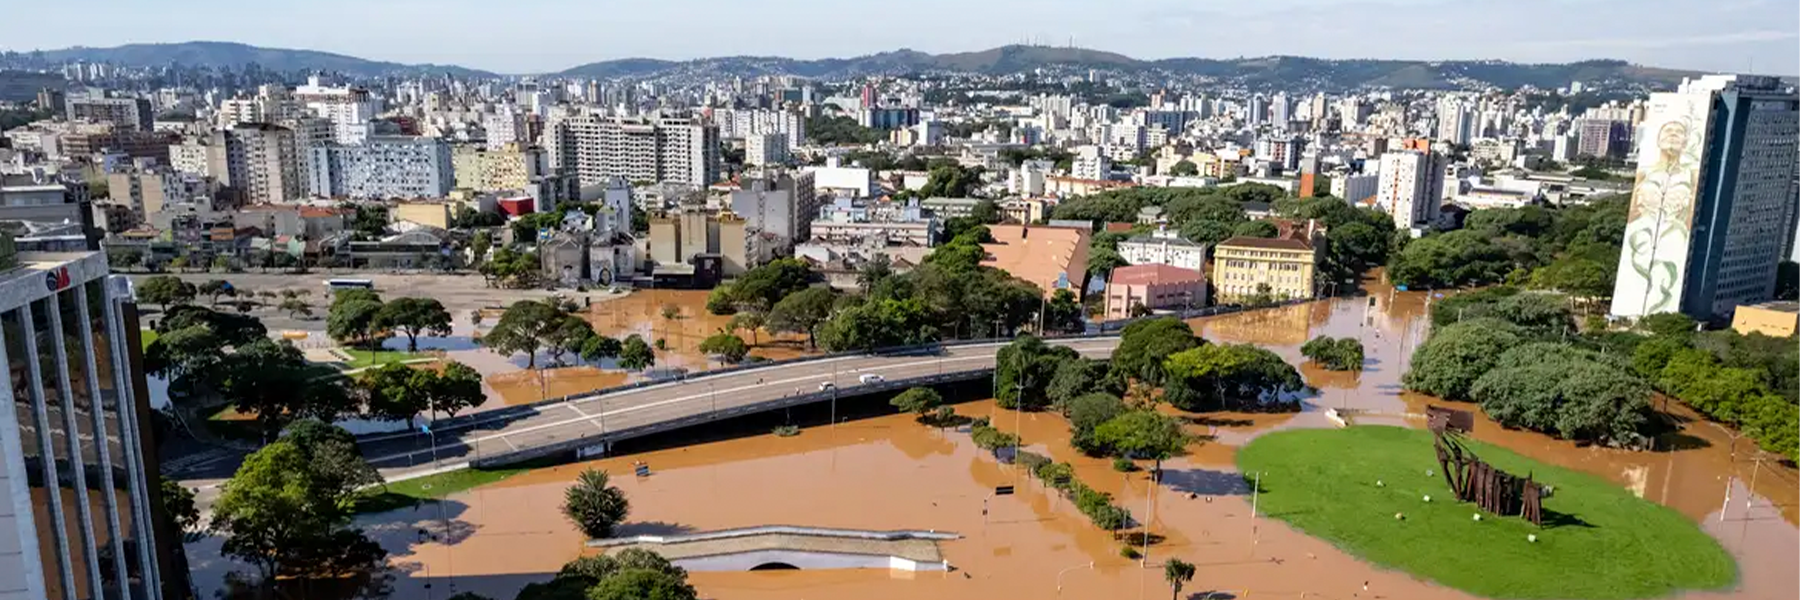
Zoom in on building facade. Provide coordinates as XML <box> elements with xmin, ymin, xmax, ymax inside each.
<box><xmin>551</xmin><ymin>115</ymin><xmax>719</xmax><ymax>188</ymax></box>
<box><xmin>1117</xmin><ymin>226</ymin><xmax>1206</xmax><ymax>273</ymax></box>
<box><xmin>64</xmin><ymin>97</ymin><xmax>151</xmax><ymax>131</ymax></box>
<box><xmin>0</xmin><ymin>249</ymin><xmax>166</xmax><ymax>600</ymax></box>
<box><xmin>307</xmin><ymin>136</ymin><xmax>454</xmax><ymax>199</ymax></box>
<box><xmin>209</xmin><ymin>123</ymin><xmax>301</xmax><ymax>204</ymax></box>
<box><xmin>451</xmin><ymin>144</ymin><xmax>546</xmax><ymax>193</ymax></box>
<box><xmin>1212</xmin><ymin>236</ymin><xmax>1319</xmax><ymax>303</ymax></box>
<box><xmin>1609</xmin><ymin>75</ymin><xmax>1800</xmax><ymax>321</ymax></box>
<box><xmin>1375</xmin><ymin>150</ymin><xmax>1442</xmax><ymax>230</ymax></box>
<box><xmin>1104</xmin><ymin>263</ymin><xmax>1207</xmax><ymax>320</ymax></box>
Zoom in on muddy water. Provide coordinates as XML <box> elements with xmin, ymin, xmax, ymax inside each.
<box><xmin>361</xmin><ymin>276</ymin><xmax>1795</xmax><ymax>600</ymax></box>
<box><xmin>486</xmin><ymin>367</ymin><xmax>631</xmax><ymax>406</ymax></box>
<box><xmin>583</xmin><ymin>290</ymin><xmax>816</xmax><ymax>372</ymax></box>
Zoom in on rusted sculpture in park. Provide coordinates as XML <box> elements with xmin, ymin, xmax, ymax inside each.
<box><xmin>1427</xmin><ymin>406</ymin><xmax>1545</xmax><ymax>526</ymax></box>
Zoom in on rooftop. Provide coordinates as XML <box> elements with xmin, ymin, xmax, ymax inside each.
<box><xmin>981</xmin><ymin>224</ymin><xmax>1089</xmax><ymax>295</ymax></box>
<box><xmin>1217</xmin><ymin>236</ymin><xmax>1313</xmax><ymax>251</ymax></box>
<box><xmin>1110</xmin><ymin>263</ymin><xmax>1204</xmax><ymax>286</ymax></box>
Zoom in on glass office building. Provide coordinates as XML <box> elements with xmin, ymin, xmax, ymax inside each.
<box><xmin>0</xmin><ymin>249</ymin><xmax>162</xmax><ymax>600</ymax></box>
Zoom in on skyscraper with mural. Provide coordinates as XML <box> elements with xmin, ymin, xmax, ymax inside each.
<box><xmin>1609</xmin><ymin>75</ymin><xmax>1800</xmax><ymax>322</ymax></box>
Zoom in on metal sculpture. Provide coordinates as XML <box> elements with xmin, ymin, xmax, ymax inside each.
<box><xmin>1427</xmin><ymin>406</ymin><xmax>1545</xmax><ymax>526</ymax></box>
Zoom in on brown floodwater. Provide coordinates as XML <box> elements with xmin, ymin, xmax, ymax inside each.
<box><xmin>350</xmin><ymin>275</ymin><xmax>1795</xmax><ymax>600</ymax></box>
<box><xmin>486</xmin><ymin>366</ymin><xmax>631</xmax><ymax>406</ymax></box>
<box><xmin>583</xmin><ymin>290</ymin><xmax>817</xmax><ymax>372</ymax></box>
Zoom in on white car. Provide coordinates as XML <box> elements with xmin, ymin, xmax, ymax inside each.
<box><xmin>818</xmin><ymin>381</ymin><xmax>836</xmax><ymax>391</ymax></box>
<box><xmin>859</xmin><ymin>373</ymin><xmax>884</xmax><ymax>384</ymax></box>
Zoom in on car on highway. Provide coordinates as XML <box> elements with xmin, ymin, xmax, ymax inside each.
<box><xmin>818</xmin><ymin>382</ymin><xmax>836</xmax><ymax>391</ymax></box>
<box><xmin>859</xmin><ymin>373</ymin><xmax>884</xmax><ymax>384</ymax></box>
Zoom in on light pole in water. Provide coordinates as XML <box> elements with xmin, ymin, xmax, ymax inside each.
<box><xmin>1055</xmin><ymin>561</ymin><xmax>1095</xmax><ymax>596</ymax></box>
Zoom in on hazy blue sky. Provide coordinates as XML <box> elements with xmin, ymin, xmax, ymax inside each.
<box><xmin>5</xmin><ymin>0</ymin><xmax>1796</xmax><ymax>75</ymax></box>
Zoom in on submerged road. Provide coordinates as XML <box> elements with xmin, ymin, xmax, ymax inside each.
<box><xmin>359</xmin><ymin>337</ymin><xmax>1123</xmax><ymax>481</ymax></box>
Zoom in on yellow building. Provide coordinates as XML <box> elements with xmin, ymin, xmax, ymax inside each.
<box><xmin>1212</xmin><ymin>236</ymin><xmax>1321</xmax><ymax>303</ymax></box>
<box><xmin>451</xmin><ymin>144</ymin><xmax>543</xmax><ymax>192</ymax></box>
<box><xmin>1730</xmin><ymin>301</ymin><xmax>1798</xmax><ymax>338</ymax></box>
<box><xmin>391</xmin><ymin>201</ymin><xmax>453</xmax><ymax>229</ymax></box>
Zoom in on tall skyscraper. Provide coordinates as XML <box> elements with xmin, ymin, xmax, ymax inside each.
<box><xmin>0</xmin><ymin>246</ymin><xmax>167</xmax><ymax>600</ymax></box>
<box><xmin>551</xmin><ymin>115</ymin><xmax>720</xmax><ymax>188</ymax></box>
<box><xmin>1609</xmin><ymin>75</ymin><xmax>1800</xmax><ymax>321</ymax></box>
<box><xmin>1436</xmin><ymin>98</ymin><xmax>1473</xmax><ymax>145</ymax></box>
<box><xmin>1376</xmin><ymin>150</ymin><xmax>1443</xmax><ymax>230</ymax></box>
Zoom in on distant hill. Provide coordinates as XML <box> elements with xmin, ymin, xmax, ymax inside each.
<box><xmin>35</xmin><ymin>41</ymin><xmax>498</xmax><ymax>79</ymax></box>
<box><xmin>553</xmin><ymin>47</ymin><xmax>1715</xmax><ymax>90</ymax></box>
<box><xmin>26</xmin><ymin>41</ymin><xmax>1745</xmax><ymax>90</ymax></box>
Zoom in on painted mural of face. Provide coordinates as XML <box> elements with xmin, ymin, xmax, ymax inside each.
<box><xmin>1656</xmin><ymin>121</ymin><xmax>1689</xmax><ymax>168</ymax></box>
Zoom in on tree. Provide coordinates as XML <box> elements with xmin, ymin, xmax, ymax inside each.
<box><xmin>563</xmin><ymin>468</ymin><xmax>630</xmax><ymax>539</ymax></box>
<box><xmin>429</xmin><ymin>362</ymin><xmax>485</xmax><ymax>418</ymax></box>
<box><xmin>995</xmin><ymin>335</ymin><xmax>1079</xmax><ymax>410</ymax></box>
<box><xmin>138</xmin><ymin>275</ymin><xmax>196</xmax><ymax>311</ymax></box>
<box><xmin>543</xmin><ymin>314</ymin><xmax>597</xmax><ymax>366</ymax></box>
<box><xmin>726</xmin><ymin>310</ymin><xmax>767</xmax><ymax>346</ymax></box>
<box><xmin>359</xmin><ymin>363</ymin><xmax>430</xmax><ymax>426</ymax></box>
<box><xmin>1164</xmin><ymin>558</ymin><xmax>1196</xmax><ymax>600</ymax></box>
<box><xmin>159</xmin><ymin>476</ymin><xmax>203</xmax><ymax>543</ymax></box>
<box><xmin>1048</xmin><ymin>359</ymin><xmax>1110</xmax><ymax>409</ymax></box>
<box><xmin>581</xmin><ymin>335</ymin><xmax>624</xmax><ymax>364</ymax></box>
<box><xmin>1112</xmin><ymin>317</ymin><xmax>1199</xmax><ymax>386</ymax></box>
<box><xmin>280</xmin><ymin>297</ymin><xmax>313</xmax><ymax>319</ymax></box>
<box><xmin>619</xmin><ymin>335</ymin><xmax>656</xmax><ymax>371</ymax></box>
<box><xmin>587</xmin><ymin>568</ymin><xmax>698</xmax><ymax>600</ymax></box>
<box><xmin>211</xmin><ymin>439</ymin><xmax>386</xmax><ymax>585</ymax></box>
<box><xmin>1169</xmin><ymin>160</ymin><xmax>1199</xmax><ymax>176</ymax></box>
<box><xmin>1044</xmin><ymin>288</ymin><xmax>1084</xmax><ymax>333</ymax></box>
<box><xmin>1162</xmin><ymin>343</ymin><xmax>1307</xmax><ymax>411</ymax></box>
<box><xmin>1092</xmin><ymin>410</ymin><xmax>1189</xmax><ymax>470</ymax></box>
<box><xmin>1231</xmin><ymin>220</ymin><xmax>1279</xmax><ymax>238</ymax></box>
<box><xmin>327</xmin><ymin>298</ymin><xmax>386</xmax><ymax>347</ymax></box>
<box><xmin>199</xmin><ymin>279</ymin><xmax>235</xmax><ymax>304</ymax></box>
<box><xmin>1066</xmin><ymin>392</ymin><xmax>1127</xmax><ymax>454</ymax></box>
<box><xmin>482</xmin><ymin>300</ymin><xmax>562</xmax><ymax>369</ymax></box>
<box><xmin>890</xmin><ymin>387</ymin><xmax>944</xmax><ymax>416</ymax></box>
<box><xmin>660</xmin><ymin>304</ymin><xmax>681</xmax><ymax>321</ymax></box>
<box><xmin>698</xmin><ymin>333</ymin><xmax>749</xmax><ymax>364</ymax></box>
<box><xmin>1387</xmin><ymin>230</ymin><xmax>1517</xmax><ymax>289</ymax></box>
<box><xmin>710</xmin><ymin>259</ymin><xmax>818</xmax><ymax>313</ymax></box>
<box><xmin>1402</xmin><ymin>319</ymin><xmax>1524</xmax><ymax>401</ymax></box>
<box><xmin>768</xmin><ymin>286</ymin><xmax>837</xmax><ymax>349</ymax></box>
<box><xmin>220</xmin><ymin>339</ymin><xmax>355</xmax><ymax>435</ymax></box>
<box><xmin>375</xmin><ymin>297</ymin><xmax>452</xmax><ymax>352</ymax></box>
<box><xmin>816</xmin><ymin>297</ymin><xmax>938</xmax><ymax>352</ymax></box>
<box><xmin>1638</xmin><ymin>312</ymin><xmax>1697</xmax><ymax>337</ymax></box>
<box><xmin>1301</xmin><ymin>336</ymin><xmax>1365</xmax><ymax>371</ymax></box>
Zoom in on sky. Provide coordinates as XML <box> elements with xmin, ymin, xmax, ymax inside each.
<box><xmin>4</xmin><ymin>0</ymin><xmax>1796</xmax><ymax>75</ymax></box>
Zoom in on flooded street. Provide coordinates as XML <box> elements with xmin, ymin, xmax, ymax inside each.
<box><xmin>185</xmin><ymin>277</ymin><xmax>1796</xmax><ymax>600</ymax></box>
<box><xmin>583</xmin><ymin>289</ymin><xmax>817</xmax><ymax>372</ymax></box>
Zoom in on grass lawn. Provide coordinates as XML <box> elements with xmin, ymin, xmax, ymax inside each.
<box><xmin>140</xmin><ymin>328</ymin><xmax>158</xmax><ymax>352</ymax></box>
<box><xmin>352</xmin><ymin>465</ymin><xmax>534</xmax><ymax>515</ymax></box>
<box><xmin>202</xmin><ymin>404</ymin><xmax>265</xmax><ymax>442</ymax></box>
<box><xmin>1237</xmin><ymin>426</ymin><xmax>1734</xmax><ymax>600</ymax></box>
<box><xmin>340</xmin><ymin>347</ymin><xmax>429</xmax><ymax>369</ymax></box>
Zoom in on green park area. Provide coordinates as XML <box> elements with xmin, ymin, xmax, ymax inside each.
<box><xmin>339</xmin><ymin>347</ymin><xmax>431</xmax><ymax>369</ymax></box>
<box><xmin>352</xmin><ymin>465</ymin><xmax>535</xmax><ymax>514</ymax></box>
<box><xmin>1237</xmin><ymin>426</ymin><xmax>1734</xmax><ymax>600</ymax></box>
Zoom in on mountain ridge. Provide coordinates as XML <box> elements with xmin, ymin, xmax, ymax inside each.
<box><xmin>16</xmin><ymin>41</ymin><xmax>1763</xmax><ymax>90</ymax></box>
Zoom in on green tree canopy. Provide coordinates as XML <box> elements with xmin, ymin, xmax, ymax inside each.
<box><xmin>1111</xmin><ymin>317</ymin><xmax>1200</xmax><ymax>386</ymax></box>
<box><xmin>698</xmin><ymin>333</ymin><xmax>750</xmax><ymax>363</ymax></box>
<box><xmin>138</xmin><ymin>275</ymin><xmax>197</xmax><ymax>310</ymax></box>
<box><xmin>375</xmin><ymin>297</ymin><xmax>452</xmax><ymax>352</ymax></box>
<box><xmin>1162</xmin><ymin>343</ymin><xmax>1307</xmax><ymax>411</ymax></box>
<box><xmin>1402</xmin><ymin>319</ymin><xmax>1525</xmax><ymax>401</ymax></box>
<box><xmin>563</xmin><ymin>468</ymin><xmax>631</xmax><ymax>539</ymax></box>
<box><xmin>618</xmin><ymin>335</ymin><xmax>656</xmax><ymax>371</ymax></box>
<box><xmin>890</xmin><ymin>387</ymin><xmax>944</xmax><ymax>415</ymax></box>
<box><xmin>767</xmin><ymin>286</ymin><xmax>837</xmax><ymax>349</ymax></box>
<box><xmin>481</xmin><ymin>299</ymin><xmax>563</xmax><ymax>369</ymax></box>
<box><xmin>995</xmin><ymin>335</ymin><xmax>1079</xmax><ymax>410</ymax></box>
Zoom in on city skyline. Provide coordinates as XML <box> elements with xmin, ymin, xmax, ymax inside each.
<box><xmin>3</xmin><ymin>0</ymin><xmax>1796</xmax><ymax>76</ymax></box>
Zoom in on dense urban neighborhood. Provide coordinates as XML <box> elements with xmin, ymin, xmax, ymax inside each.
<box><xmin>0</xmin><ymin>28</ymin><xmax>1795</xmax><ymax>600</ymax></box>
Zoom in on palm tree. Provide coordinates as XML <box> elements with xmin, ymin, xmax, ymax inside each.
<box><xmin>1164</xmin><ymin>558</ymin><xmax>1195</xmax><ymax>600</ymax></box>
<box><xmin>562</xmin><ymin>468</ymin><xmax>630</xmax><ymax>539</ymax></box>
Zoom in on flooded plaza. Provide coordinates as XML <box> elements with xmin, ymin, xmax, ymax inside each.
<box><xmin>189</xmin><ymin>278</ymin><xmax>1796</xmax><ymax>600</ymax></box>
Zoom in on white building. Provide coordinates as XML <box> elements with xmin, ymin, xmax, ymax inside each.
<box><xmin>1117</xmin><ymin>226</ymin><xmax>1207</xmax><ymax>273</ymax></box>
<box><xmin>548</xmin><ymin>114</ymin><xmax>720</xmax><ymax>188</ymax></box>
<box><xmin>745</xmin><ymin>132</ymin><xmax>789</xmax><ymax>167</ymax></box>
<box><xmin>1436</xmin><ymin>98</ymin><xmax>1473</xmax><ymax>145</ymax></box>
<box><xmin>307</xmin><ymin>136</ymin><xmax>454</xmax><ymax>199</ymax></box>
<box><xmin>293</xmin><ymin>76</ymin><xmax>380</xmax><ymax>145</ymax></box>
<box><xmin>212</xmin><ymin>122</ymin><xmax>302</xmax><ymax>204</ymax></box>
<box><xmin>1375</xmin><ymin>151</ymin><xmax>1443</xmax><ymax>230</ymax></box>
<box><xmin>1072</xmin><ymin>145</ymin><xmax>1110</xmax><ymax>181</ymax></box>
<box><xmin>1332</xmin><ymin>172</ymin><xmax>1379</xmax><ymax>203</ymax></box>
<box><xmin>806</xmin><ymin>164</ymin><xmax>876</xmax><ymax>198</ymax></box>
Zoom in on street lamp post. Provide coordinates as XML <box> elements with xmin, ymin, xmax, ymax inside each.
<box><xmin>1055</xmin><ymin>561</ymin><xmax>1095</xmax><ymax>596</ymax></box>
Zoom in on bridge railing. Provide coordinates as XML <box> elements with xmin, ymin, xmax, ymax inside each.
<box><xmin>469</xmin><ymin>368</ymin><xmax>997</xmax><ymax>468</ymax></box>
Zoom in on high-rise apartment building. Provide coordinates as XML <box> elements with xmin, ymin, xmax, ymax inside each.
<box><xmin>1375</xmin><ymin>150</ymin><xmax>1444</xmax><ymax>230</ymax></box>
<box><xmin>551</xmin><ymin>115</ymin><xmax>720</xmax><ymax>188</ymax></box>
<box><xmin>1072</xmin><ymin>145</ymin><xmax>1111</xmax><ymax>181</ymax></box>
<box><xmin>1436</xmin><ymin>98</ymin><xmax>1473</xmax><ymax>146</ymax></box>
<box><xmin>745</xmin><ymin>133</ymin><xmax>789</xmax><ymax>167</ymax></box>
<box><xmin>208</xmin><ymin>123</ymin><xmax>301</xmax><ymax>204</ymax></box>
<box><xmin>1609</xmin><ymin>75</ymin><xmax>1800</xmax><ymax>321</ymax></box>
<box><xmin>64</xmin><ymin>97</ymin><xmax>151</xmax><ymax>131</ymax></box>
<box><xmin>451</xmin><ymin>144</ymin><xmax>547</xmax><ymax>193</ymax></box>
<box><xmin>307</xmin><ymin>136</ymin><xmax>454</xmax><ymax>200</ymax></box>
<box><xmin>293</xmin><ymin>76</ymin><xmax>380</xmax><ymax>145</ymax></box>
<box><xmin>0</xmin><ymin>248</ymin><xmax>167</xmax><ymax>600</ymax></box>
<box><xmin>1575</xmin><ymin>119</ymin><xmax>1632</xmax><ymax>160</ymax></box>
